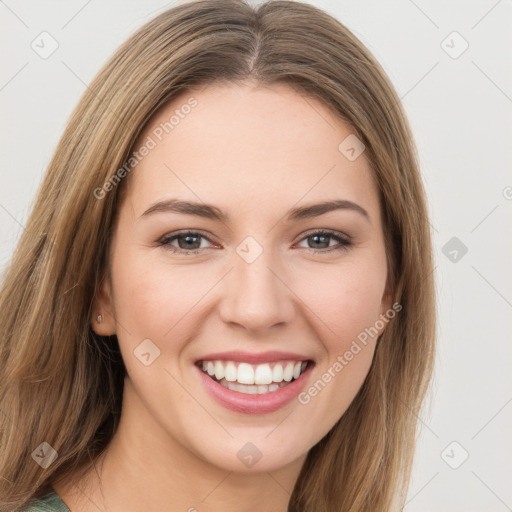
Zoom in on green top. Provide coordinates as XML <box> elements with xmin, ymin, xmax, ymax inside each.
<box><xmin>21</xmin><ymin>489</ymin><xmax>70</xmax><ymax>511</ymax></box>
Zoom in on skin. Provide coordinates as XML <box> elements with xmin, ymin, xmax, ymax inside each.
<box><xmin>54</xmin><ymin>80</ymin><xmax>391</xmax><ymax>512</ymax></box>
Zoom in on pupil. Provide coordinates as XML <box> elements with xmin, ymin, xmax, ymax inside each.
<box><xmin>310</xmin><ymin>234</ymin><xmax>329</xmax><ymax>249</ymax></box>
<box><xmin>179</xmin><ymin>235</ymin><xmax>200</xmax><ymax>249</ymax></box>
<box><xmin>177</xmin><ymin>234</ymin><xmax>331</xmax><ymax>250</ymax></box>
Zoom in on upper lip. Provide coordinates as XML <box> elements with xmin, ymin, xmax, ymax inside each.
<box><xmin>195</xmin><ymin>350</ymin><xmax>313</xmax><ymax>364</ymax></box>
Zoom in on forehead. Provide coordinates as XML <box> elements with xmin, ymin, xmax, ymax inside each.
<box><xmin>124</xmin><ymin>81</ymin><xmax>379</xmax><ymax>221</ymax></box>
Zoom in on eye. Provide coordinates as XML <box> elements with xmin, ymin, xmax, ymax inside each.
<box><xmin>295</xmin><ymin>230</ymin><xmax>352</xmax><ymax>252</ymax></box>
<box><xmin>158</xmin><ymin>230</ymin><xmax>216</xmax><ymax>254</ymax></box>
<box><xmin>157</xmin><ymin>229</ymin><xmax>352</xmax><ymax>255</ymax></box>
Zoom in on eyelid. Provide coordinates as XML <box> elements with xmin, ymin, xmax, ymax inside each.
<box><xmin>293</xmin><ymin>229</ymin><xmax>352</xmax><ymax>252</ymax></box>
<box><xmin>157</xmin><ymin>229</ymin><xmax>219</xmax><ymax>252</ymax></box>
<box><xmin>158</xmin><ymin>228</ymin><xmax>352</xmax><ymax>254</ymax></box>
<box><xmin>297</xmin><ymin>228</ymin><xmax>351</xmax><ymax>242</ymax></box>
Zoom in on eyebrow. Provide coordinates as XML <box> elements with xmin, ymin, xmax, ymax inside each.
<box><xmin>140</xmin><ymin>198</ymin><xmax>369</xmax><ymax>222</ymax></box>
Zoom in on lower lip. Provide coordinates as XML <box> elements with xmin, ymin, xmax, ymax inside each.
<box><xmin>195</xmin><ymin>363</ymin><xmax>314</xmax><ymax>414</ymax></box>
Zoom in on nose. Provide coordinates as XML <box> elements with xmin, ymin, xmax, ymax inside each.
<box><xmin>218</xmin><ymin>247</ymin><xmax>295</xmax><ymax>333</ymax></box>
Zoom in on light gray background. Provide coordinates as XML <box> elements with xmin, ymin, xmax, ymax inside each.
<box><xmin>1</xmin><ymin>1</ymin><xmax>511</xmax><ymax>510</ymax></box>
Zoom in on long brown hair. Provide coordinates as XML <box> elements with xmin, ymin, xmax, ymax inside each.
<box><xmin>0</xmin><ymin>1</ymin><xmax>436</xmax><ymax>510</ymax></box>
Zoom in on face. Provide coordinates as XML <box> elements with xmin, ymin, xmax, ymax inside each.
<box><xmin>95</xmin><ymin>81</ymin><xmax>391</xmax><ymax>473</ymax></box>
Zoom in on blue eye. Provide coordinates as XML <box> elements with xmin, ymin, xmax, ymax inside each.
<box><xmin>158</xmin><ymin>229</ymin><xmax>352</xmax><ymax>254</ymax></box>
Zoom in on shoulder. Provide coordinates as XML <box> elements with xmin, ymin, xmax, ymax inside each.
<box><xmin>20</xmin><ymin>490</ymin><xmax>70</xmax><ymax>512</ymax></box>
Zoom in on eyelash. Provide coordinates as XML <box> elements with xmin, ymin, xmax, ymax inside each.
<box><xmin>157</xmin><ymin>229</ymin><xmax>352</xmax><ymax>255</ymax></box>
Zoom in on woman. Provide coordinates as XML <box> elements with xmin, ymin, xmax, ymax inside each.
<box><xmin>0</xmin><ymin>0</ymin><xmax>435</xmax><ymax>510</ymax></box>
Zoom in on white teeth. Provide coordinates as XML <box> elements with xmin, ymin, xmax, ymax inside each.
<box><xmin>237</xmin><ymin>363</ymin><xmax>255</xmax><ymax>384</ymax></box>
<box><xmin>214</xmin><ymin>361</ymin><xmax>224</xmax><ymax>381</ymax></box>
<box><xmin>283</xmin><ymin>362</ymin><xmax>294</xmax><ymax>382</ymax></box>
<box><xmin>272</xmin><ymin>364</ymin><xmax>283</xmax><ymax>382</ymax></box>
<box><xmin>223</xmin><ymin>379</ymin><xmax>289</xmax><ymax>394</ymax></box>
<box><xmin>224</xmin><ymin>362</ymin><xmax>237</xmax><ymax>382</ymax></box>
<box><xmin>254</xmin><ymin>363</ymin><xmax>273</xmax><ymax>385</ymax></box>
<box><xmin>293</xmin><ymin>362</ymin><xmax>302</xmax><ymax>379</ymax></box>
<box><xmin>199</xmin><ymin>359</ymin><xmax>310</xmax><ymax>388</ymax></box>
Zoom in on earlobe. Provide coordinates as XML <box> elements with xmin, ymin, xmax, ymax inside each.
<box><xmin>380</xmin><ymin>276</ymin><xmax>394</xmax><ymax>315</ymax></box>
<box><xmin>380</xmin><ymin>292</ymin><xmax>393</xmax><ymax>318</ymax></box>
<box><xmin>91</xmin><ymin>310</ymin><xmax>116</xmax><ymax>335</ymax></box>
<box><xmin>376</xmin><ymin>284</ymin><xmax>394</xmax><ymax>337</ymax></box>
<box><xmin>91</xmin><ymin>276</ymin><xmax>116</xmax><ymax>335</ymax></box>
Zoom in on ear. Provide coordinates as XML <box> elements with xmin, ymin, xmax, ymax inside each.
<box><xmin>376</xmin><ymin>279</ymin><xmax>394</xmax><ymax>337</ymax></box>
<box><xmin>91</xmin><ymin>276</ymin><xmax>116</xmax><ymax>336</ymax></box>
<box><xmin>380</xmin><ymin>281</ymin><xmax>393</xmax><ymax>316</ymax></box>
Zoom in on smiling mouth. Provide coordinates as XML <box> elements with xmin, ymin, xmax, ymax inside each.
<box><xmin>195</xmin><ymin>359</ymin><xmax>312</xmax><ymax>395</ymax></box>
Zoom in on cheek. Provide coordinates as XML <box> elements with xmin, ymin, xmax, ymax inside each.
<box><xmin>292</xmin><ymin>257</ymin><xmax>387</xmax><ymax>347</ymax></box>
<box><xmin>292</xmin><ymin>261</ymin><xmax>386</xmax><ymax>436</ymax></box>
<box><xmin>109</xmin><ymin>248</ymin><xmax>216</xmax><ymax>353</ymax></box>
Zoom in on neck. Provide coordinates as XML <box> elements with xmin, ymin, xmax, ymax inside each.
<box><xmin>54</xmin><ymin>378</ymin><xmax>306</xmax><ymax>512</ymax></box>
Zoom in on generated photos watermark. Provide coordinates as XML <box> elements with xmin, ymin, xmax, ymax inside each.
<box><xmin>93</xmin><ymin>97</ymin><xmax>198</xmax><ymax>200</ymax></box>
<box><xmin>298</xmin><ymin>302</ymin><xmax>402</xmax><ymax>405</ymax></box>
